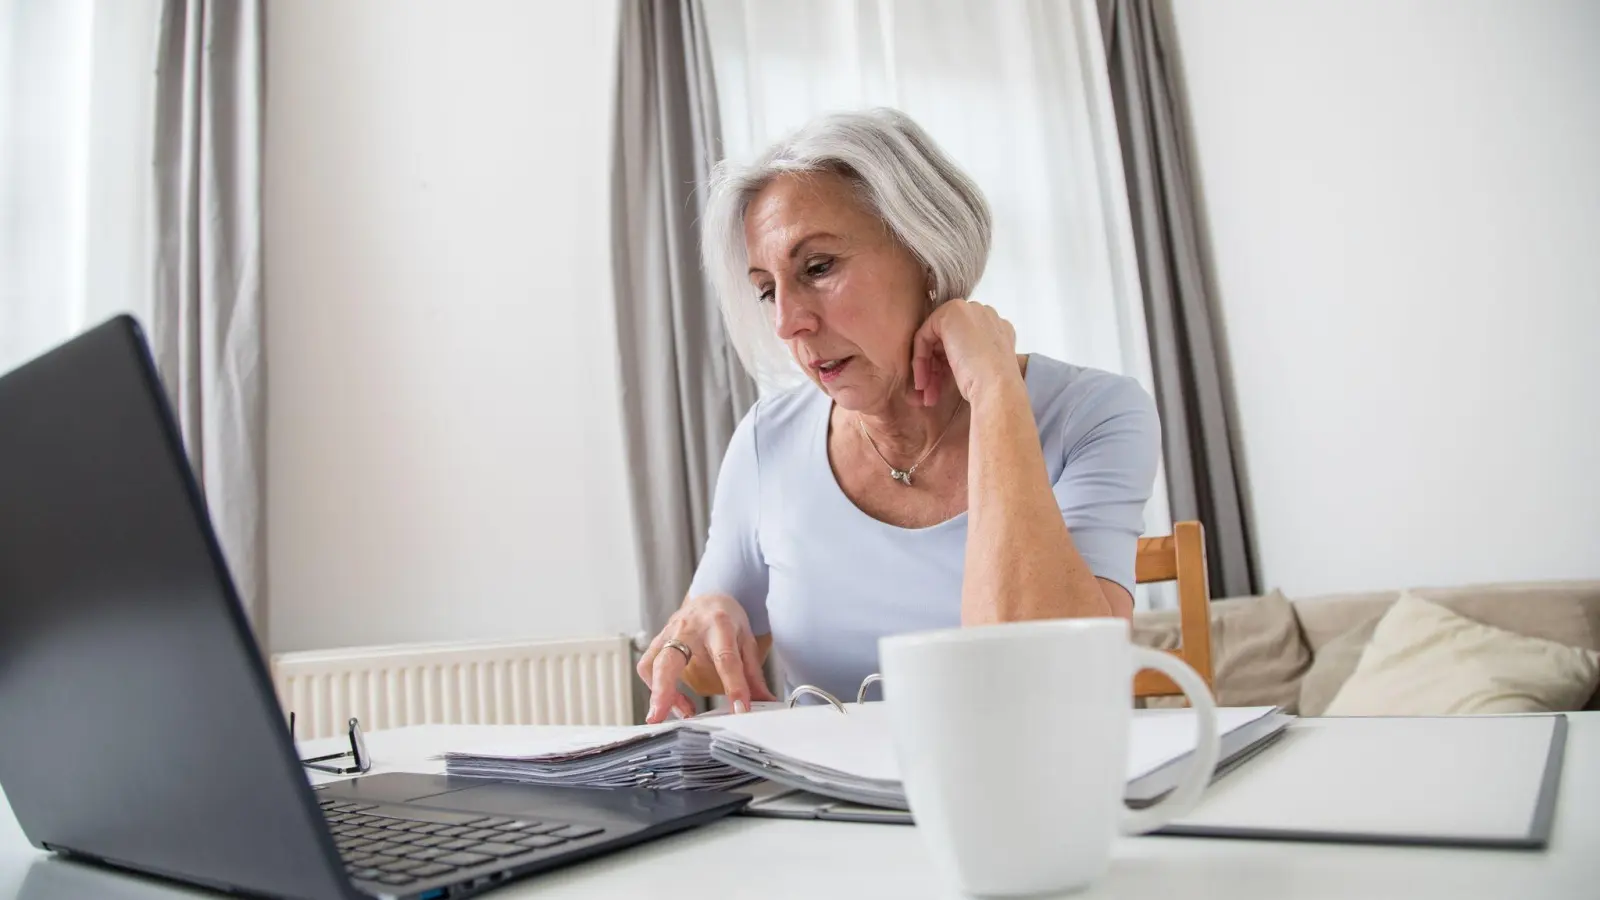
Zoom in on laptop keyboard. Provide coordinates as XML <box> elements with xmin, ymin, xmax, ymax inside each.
<box><xmin>319</xmin><ymin>798</ymin><xmax>605</xmax><ymax>888</ymax></box>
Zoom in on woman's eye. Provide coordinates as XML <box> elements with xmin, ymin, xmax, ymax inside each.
<box><xmin>805</xmin><ymin>258</ymin><xmax>833</xmax><ymax>278</ymax></box>
<box><xmin>756</xmin><ymin>286</ymin><xmax>775</xmax><ymax>304</ymax></box>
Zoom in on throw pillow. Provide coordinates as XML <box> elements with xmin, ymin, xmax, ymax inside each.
<box><xmin>1298</xmin><ymin>615</ymin><xmax>1382</xmax><ymax>717</ymax></box>
<box><xmin>1323</xmin><ymin>592</ymin><xmax>1600</xmax><ymax>716</ymax></box>
<box><xmin>1134</xmin><ymin>589</ymin><xmax>1312</xmax><ymax>712</ymax></box>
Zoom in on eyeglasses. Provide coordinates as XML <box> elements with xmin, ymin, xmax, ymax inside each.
<box><xmin>290</xmin><ymin>712</ymin><xmax>371</xmax><ymax>775</ymax></box>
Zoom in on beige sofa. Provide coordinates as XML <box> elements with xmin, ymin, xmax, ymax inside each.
<box><xmin>1132</xmin><ymin>580</ymin><xmax>1600</xmax><ymax>715</ymax></box>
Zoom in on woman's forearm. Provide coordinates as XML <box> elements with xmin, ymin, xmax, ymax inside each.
<box><xmin>962</xmin><ymin>377</ymin><xmax>1118</xmax><ymax>625</ymax></box>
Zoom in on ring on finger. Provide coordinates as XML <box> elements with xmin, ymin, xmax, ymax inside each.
<box><xmin>663</xmin><ymin>638</ymin><xmax>693</xmax><ymax>666</ymax></box>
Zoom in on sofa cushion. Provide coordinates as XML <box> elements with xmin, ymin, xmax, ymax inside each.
<box><xmin>1292</xmin><ymin>590</ymin><xmax>1400</xmax><ymax>655</ymax></box>
<box><xmin>1298</xmin><ymin>617</ymin><xmax>1381</xmax><ymax>716</ymax></box>
<box><xmin>1323</xmin><ymin>592</ymin><xmax>1600</xmax><ymax>716</ymax></box>
<box><xmin>1132</xmin><ymin>589</ymin><xmax>1312</xmax><ymax>712</ymax></box>
<box><xmin>1297</xmin><ymin>581</ymin><xmax>1600</xmax><ymax>714</ymax></box>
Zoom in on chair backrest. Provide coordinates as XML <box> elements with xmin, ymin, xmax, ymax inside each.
<box><xmin>1132</xmin><ymin>520</ymin><xmax>1214</xmax><ymax>698</ymax></box>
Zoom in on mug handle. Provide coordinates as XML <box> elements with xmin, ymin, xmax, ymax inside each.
<box><xmin>1119</xmin><ymin>647</ymin><xmax>1221</xmax><ymax>835</ymax></box>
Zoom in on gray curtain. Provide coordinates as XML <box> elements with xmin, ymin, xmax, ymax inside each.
<box><xmin>1098</xmin><ymin>0</ymin><xmax>1257</xmax><ymax>599</ymax></box>
<box><xmin>612</xmin><ymin>0</ymin><xmax>759</xmax><ymax>635</ymax></box>
<box><xmin>150</xmin><ymin>0</ymin><xmax>268</xmax><ymax>635</ymax></box>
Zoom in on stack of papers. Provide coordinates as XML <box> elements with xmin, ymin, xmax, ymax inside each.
<box><xmin>441</xmin><ymin>703</ymin><xmax>1291</xmax><ymax>809</ymax></box>
<box><xmin>443</xmin><ymin>723</ymin><xmax>760</xmax><ymax>791</ymax></box>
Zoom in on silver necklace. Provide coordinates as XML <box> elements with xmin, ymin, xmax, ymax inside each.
<box><xmin>856</xmin><ymin>400</ymin><xmax>966</xmax><ymax>486</ymax></box>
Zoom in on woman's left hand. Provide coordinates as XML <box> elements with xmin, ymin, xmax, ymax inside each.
<box><xmin>912</xmin><ymin>299</ymin><xmax>1020</xmax><ymax>408</ymax></box>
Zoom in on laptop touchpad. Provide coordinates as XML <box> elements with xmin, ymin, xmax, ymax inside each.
<box><xmin>316</xmin><ymin>772</ymin><xmax>480</xmax><ymax>804</ymax></box>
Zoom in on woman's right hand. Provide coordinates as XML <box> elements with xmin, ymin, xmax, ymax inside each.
<box><xmin>635</xmin><ymin>593</ymin><xmax>777</xmax><ymax>724</ymax></box>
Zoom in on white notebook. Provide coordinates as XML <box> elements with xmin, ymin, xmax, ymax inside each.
<box><xmin>1156</xmin><ymin>714</ymin><xmax>1567</xmax><ymax>848</ymax></box>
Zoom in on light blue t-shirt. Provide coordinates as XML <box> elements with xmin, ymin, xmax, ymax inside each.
<box><xmin>687</xmin><ymin>354</ymin><xmax>1161</xmax><ymax>701</ymax></box>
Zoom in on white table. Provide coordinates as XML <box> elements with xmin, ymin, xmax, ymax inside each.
<box><xmin>3</xmin><ymin>715</ymin><xmax>1597</xmax><ymax>900</ymax></box>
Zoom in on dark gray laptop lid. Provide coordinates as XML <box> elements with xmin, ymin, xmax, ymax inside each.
<box><xmin>0</xmin><ymin>317</ymin><xmax>354</xmax><ymax>899</ymax></box>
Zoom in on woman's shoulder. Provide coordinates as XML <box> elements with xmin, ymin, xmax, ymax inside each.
<box><xmin>743</xmin><ymin>381</ymin><xmax>825</xmax><ymax>435</ymax></box>
<box><xmin>1025</xmin><ymin>355</ymin><xmax>1158</xmax><ymax>448</ymax></box>
<box><xmin>726</xmin><ymin>382</ymin><xmax>827</xmax><ymax>469</ymax></box>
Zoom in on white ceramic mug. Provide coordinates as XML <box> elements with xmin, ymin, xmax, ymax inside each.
<box><xmin>879</xmin><ymin>618</ymin><xmax>1219</xmax><ymax>897</ymax></box>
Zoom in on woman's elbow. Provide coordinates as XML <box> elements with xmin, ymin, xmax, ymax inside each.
<box><xmin>1098</xmin><ymin>579</ymin><xmax>1135</xmax><ymax>620</ymax></box>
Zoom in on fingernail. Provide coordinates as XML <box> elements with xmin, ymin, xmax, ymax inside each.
<box><xmin>735</xmin><ymin>700</ymin><xmax>750</xmax><ymax>714</ymax></box>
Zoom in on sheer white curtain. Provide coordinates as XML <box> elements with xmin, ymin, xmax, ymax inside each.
<box><xmin>700</xmin><ymin>0</ymin><xmax>1174</xmax><ymax>605</ymax></box>
<box><xmin>0</xmin><ymin>0</ymin><xmax>160</xmax><ymax>373</ymax></box>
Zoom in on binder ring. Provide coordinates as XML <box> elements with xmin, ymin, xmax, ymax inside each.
<box><xmin>785</xmin><ymin>673</ymin><xmax>884</xmax><ymax>714</ymax></box>
<box><xmin>857</xmin><ymin>674</ymin><xmax>883</xmax><ymax>704</ymax></box>
<box><xmin>786</xmin><ymin>685</ymin><xmax>846</xmax><ymax>712</ymax></box>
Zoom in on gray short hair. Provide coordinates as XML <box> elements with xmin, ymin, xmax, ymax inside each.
<box><xmin>702</xmin><ymin>108</ymin><xmax>992</xmax><ymax>390</ymax></box>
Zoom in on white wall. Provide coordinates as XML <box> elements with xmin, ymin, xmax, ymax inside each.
<box><xmin>264</xmin><ymin>0</ymin><xmax>640</xmax><ymax>652</ymax></box>
<box><xmin>1168</xmin><ymin>0</ymin><xmax>1600</xmax><ymax>596</ymax></box>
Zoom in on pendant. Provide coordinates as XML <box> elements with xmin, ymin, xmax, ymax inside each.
<box><xmin>890</xmin><ymin>468</ymin><xmax>913</xmax><ymax>486</ymax></box>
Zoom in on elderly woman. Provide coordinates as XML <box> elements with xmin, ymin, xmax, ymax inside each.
<box><xmin>636</xmin><ymin>108</ymin><xmax>1159</xmax><ymax>723</ymax></box>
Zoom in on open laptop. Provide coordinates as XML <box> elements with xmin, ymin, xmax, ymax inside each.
<box><xmin>0</xmin><ymin>316</ymin><xmax>748</xmax><ymax>900</ymax></box>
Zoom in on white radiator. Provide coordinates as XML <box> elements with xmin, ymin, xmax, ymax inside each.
<box><xmin>270</xmin><ymin>635</ymin><xmax>636</xmax><ymax>740</ymax></box>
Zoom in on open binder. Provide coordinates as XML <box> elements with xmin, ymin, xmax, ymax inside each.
<box><xmin>709</xmin><ymin>678</ymin><xmax>1291</xmax><ymax>822</ymax></box>
<box><xmin>443</xmin><ymin>677</ymin><xmax>1293</xmax><ymax>822</ymax></box>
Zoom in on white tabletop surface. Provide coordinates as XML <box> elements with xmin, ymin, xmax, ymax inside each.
<box><xmin>3</xmin><ymin>714</ymin><xmax>1597</xmax><ymax>900</ymax></box>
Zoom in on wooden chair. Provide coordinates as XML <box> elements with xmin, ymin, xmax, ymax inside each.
<box><xmin>1133</xmin><ymin>520</ymin><xmax>1214</xmax><ymax>698</ymax></box>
